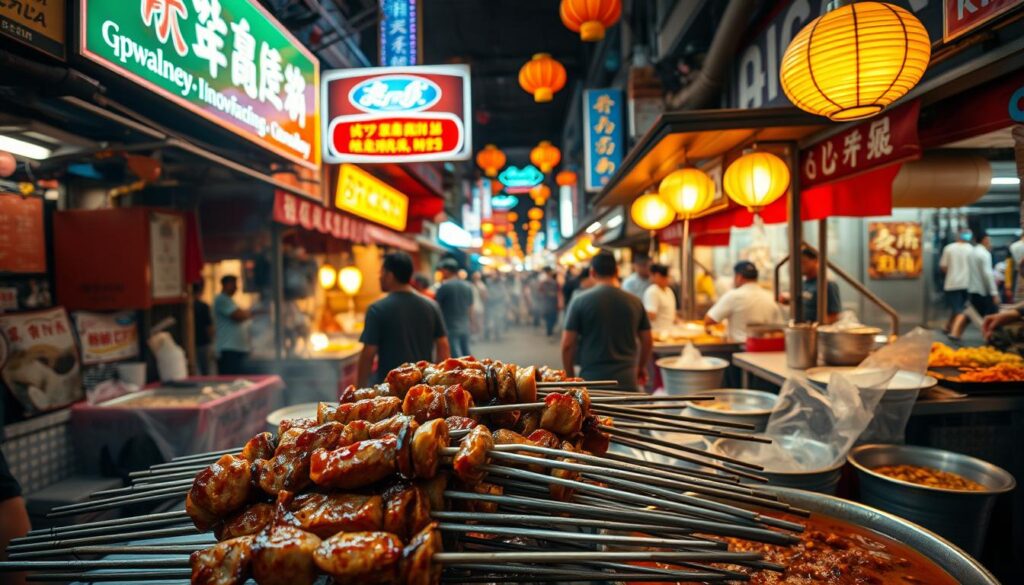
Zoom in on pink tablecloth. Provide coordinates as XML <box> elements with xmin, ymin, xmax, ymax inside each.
<box><xmin>70</xmin><ymin>375</ymin><xmax>285</xmax><ymax>474</ymax></box>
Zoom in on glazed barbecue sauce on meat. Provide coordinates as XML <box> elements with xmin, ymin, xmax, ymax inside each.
<box><xmin>631</xmin><ymin>512</ymin><xmax>958</xmax><ymax>585</ymax></box>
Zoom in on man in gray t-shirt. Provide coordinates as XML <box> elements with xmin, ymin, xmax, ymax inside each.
<box><xmin>434</xmin><ymin>259</ymin><xmax>475</xmax><ymax>357</ymax></box>
<box><xmin>562</xmin><ymin>251</ymin><xmax>652</xmax><ymax>391</ymax></box>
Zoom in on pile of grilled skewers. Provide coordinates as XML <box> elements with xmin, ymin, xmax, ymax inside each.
<box><xmin>2</xmin><ymin>358</ymin><xmax>810</xmax><ymax>584</ymax></box>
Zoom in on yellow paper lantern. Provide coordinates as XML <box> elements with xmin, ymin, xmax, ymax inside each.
<box><xmin>339</xmin><ymin>266</ymin><xmax>363</xmax><ymax>296</ymax></box>
<box><xmin>529</xmin><ymin>220</ymin><xmax>542</xmax><ymax>231</ymax></box>
<box><xmin>560</xmin><ymin>0</ymin><xmax>621</xmax><ymax>42</ymax></box>
<box><xmin>318</xmin><ymin>265</ymin><xmax>337</xmax><ymax>290</ymax></box>
<box><xmin>527</xmin><ymin>207</ymin><xmax>544</xmax><ymax>221</ymax></box>
<box><xmin>658</xmin><ymin>168</ymin><xmax>715</xmax><ymax>219</ymax></box>
<box><xmin>723</xmin><ymin>152</ymin><xmax>791</xmax><ymax>212</ymax></box>
<box><xmin>780</xmin><ymin>2</ymin><xmax>930</xmax><ymax>121</ymax></box>
<box><xmin>630</xmin><ymin>192</ymin><xmax>674</xmax><ymax>231</ymax></box>
<box><xmin>519</xmin><ymin>53</ymin><xmax>567</xmax><ymax>103</ymax></box>
<box><xmin>481</xmin><ymin>222</ymin><xmax>495</xmax><ymax>237</ymax></box>
<box><xmin>530</xmin><ymin>141</ymin><xmax>562</xmax><ymax>174</ymax></box>
<box><xmin>507</xmin><ymin>211</ymin><xmax>519</xmax><ymax>223</ymax></box>
<box><xmin>476</xmin><ymin>144</ymin><xmax>506</xmax><ymax>177</ymax></box>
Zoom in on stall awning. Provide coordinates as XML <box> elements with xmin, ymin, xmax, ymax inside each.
<box><xmin>370</xmin><ymin>163</ymin><xmax>446</xmax><ymax>232</ymax></box>
<box><xmin>273</xmin><ymin>191</ymin><xmax>418</xmax><ymax>252</ymax></box>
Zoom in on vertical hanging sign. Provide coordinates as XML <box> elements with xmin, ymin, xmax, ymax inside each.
<box><xmin>584</xmin><ymin>88</ymin><xmax>623</xmax><ymax>192</ymax></box>
<box><xmin>379</xmin><ymin>0</ymin><xmax>419</xmax><ymax>66</ymax></box>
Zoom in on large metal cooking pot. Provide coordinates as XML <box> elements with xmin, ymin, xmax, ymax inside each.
<box><xmin>684</xmin><ymin>389</ymin><xmax>778</xmax><ymax>433</ymax></box>
<box><xmin>770</xmin><ymin>487</ymin><xmax>999</xmax><ymax>584</ymax></box>
<box><xmin>817</xmin><ymin>326</ymin><xmax>882</xmax><ymax>366</ymax></box>
<box><xmin>655</xmin><ymin>356</ymin><xmax>728</xmax><ymax>395</ymax></box>
<box><xmin>848</xmin><ymin>443</ymin><xmax>1016</xmax><ymax>558</ymax></box>
<box><xmin>710</xmin><ymin>435</ymin><xmax>845</xmax><ymax>494</ymax></box>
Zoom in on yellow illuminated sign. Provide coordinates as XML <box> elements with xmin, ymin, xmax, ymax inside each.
<box><xmin>335</xmin><ymin>164</ymin><xmax>409</xmax><ymax>232</ymax></box>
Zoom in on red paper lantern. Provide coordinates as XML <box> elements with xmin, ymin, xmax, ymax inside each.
<box><xmin>555</xmin><ymin>170</ymin><xmax>577</xmax><ymax>187</ymax></box>
<box><xmin>519</xmin><ymin>54</ymin><xmax>567</xmax><ymax>103</ymax></box>
<box><xmin>560</xmin><ymin>0</ymin><xmax>622</xmax><ymax>42</ymax></box>
<box><xmin>476</xmin><ymin>144</ymin><xmax>506</xmax><ymax>177</ymax></box>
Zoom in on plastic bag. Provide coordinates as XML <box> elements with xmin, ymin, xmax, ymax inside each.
<box><xmin>677</xmin><ymin>342</ymin><xmax>705</xmax><ymax>367</ymax></box>
<box><xmin>751</xmin><ymin>371</ymin><xmax>889</xmax><ymax>470</ymax></box>
<box><xmin>855</xmin><ymin>327</ymin><xmax>934</xmax><ymax>443</ymax></box>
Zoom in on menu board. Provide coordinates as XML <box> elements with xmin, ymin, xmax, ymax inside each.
<box><xmin>149</xmin><ymin>212</ymin><xmax>184</xmax><ymax>300</ymax></box>
<box><xmin>0</xmin><ymin>307</ymin><xmax>83</xmax><ymax>415</ymax></box>
<box><xmin>73</xmin><ymin>311</ymin><xmax>139</xmax><ymax>365</ymax></box>
<box><xmin>0</xmin><ymin>195</ymin><xmax>46</xmax><ymax>273</ymax></box>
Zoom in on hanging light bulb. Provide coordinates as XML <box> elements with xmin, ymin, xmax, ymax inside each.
<box><xmin>318</xmin><ymin>265</ymin><xmax>338</xmax><ymax>290</ymax></box>
<box><xmin>723</xmin><ymin>151</ymin><xmax>791</xmax><ymax>213</ymax></box>
<box><xmin>780</xmin><ymin>1</ymin><xmax>931</xmax><ymax>121</ymax></box>
<box><xmin>339</xmin><ymin>266</ymin><xmax>363</xmax><ymax>296</ymax></box>
<box><xmin>658</xmin><ymin>168</ymin><xmax>715</xmax><ymax>219</ymax></box>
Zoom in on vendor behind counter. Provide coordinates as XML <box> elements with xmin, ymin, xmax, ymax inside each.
<box><xmin>704</xmin><ymin>261</ymin><xmax>782</xmax><ymax>342</ymax></box>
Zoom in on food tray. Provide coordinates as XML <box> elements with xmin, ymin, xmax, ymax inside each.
<box><xmin>927</xmin><ymin>367</ymin><xmax>1022</xmax><ymax>395</ymax></box>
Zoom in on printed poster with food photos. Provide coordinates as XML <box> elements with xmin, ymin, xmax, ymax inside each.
<box><xmin>0</xmin><ymin>307</ymin><xmax>83</xmax><ymax>415</ymax></box>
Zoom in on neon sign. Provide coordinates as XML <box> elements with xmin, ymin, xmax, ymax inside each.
<box><xmin>322</xmin><ymin>64</ymin><xmax>472</xmax><ymax>163</ymax></box>
<box><xmin>490</xmin><ymin>194</ymin><xmax>519</xmax><ymax>210</ymax></box>
<box><xmin>498</xmin><ymin>165</ymin><xmax>544</xmax><ymax>193</ymax></box>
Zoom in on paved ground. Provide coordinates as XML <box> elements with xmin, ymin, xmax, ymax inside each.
<box><xmin>467</xmin><ymin>320</ymin><xmax>564</xmax><ymax>370</ymax></box>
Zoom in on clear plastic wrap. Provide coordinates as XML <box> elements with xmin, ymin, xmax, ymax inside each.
<box><xmin>856</xmin><ymin>327</ymin><xmax>935</xmax><ymax>443</ymax></box>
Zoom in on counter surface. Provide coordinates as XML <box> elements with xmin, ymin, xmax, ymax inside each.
<box><xmin>732</xmin><ymin>352</ymin><xmax>1024</xmax><ymax>416</ymax></box>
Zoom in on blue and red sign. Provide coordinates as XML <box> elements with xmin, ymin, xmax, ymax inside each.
<box><xmin>584</xmin><ymin>88</ymin><xmax>623</xmax><ymax>192</ymax></box>
<box><xmin>322</xmin><ymin>64</ymin><xmax>472</xmax><ymax>163</ymax></box>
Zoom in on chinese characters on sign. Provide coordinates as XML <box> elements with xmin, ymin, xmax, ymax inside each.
<box><xmin>335</xmin><ymin>164</ymin><xmax>409</xmax><ymax>232</ymax></box>
<box><xmin>80</xmin><ymin>0</ymin><xmax>320</xmax><ymax>169</ymax></box>
<box><xmin>0</xmin><ymin>307</ymin><xmax>83</xmax><ymax>415</ymax></box>
<box><xmin>149</xmin><ymin>213</ymin><xmax>184</xmax><ymax>300</ymax></box>
<box><xmin>73</xmin><ymin>311</ymin><xmax>140</xmax><ymax>365</ymax></box>
<box><xmin>584</xmin><ymin>89</ymin><xmax>623</xmax><ymax>192</ymax></box>
<box><xmin>379</xmin><ymin>0</ymin><xmax>419</xmax><ymax>67</ymax></box>
<box><xmin>322</xmin><ymin>65</ymin><xmax>472</xmax><ymax>163</ymax></box>
<box><xmin>944</xmin><ymin>0</ymin><xmax>1024</xmax><ymax>41</ymax></box>
<box><xmin>273</xmin><ymin>191</ymin><xmax>368</xmax><ymax>241</ymax></box>
<box><xmin>0</xmin><ymin>0</ymin><xmax>65</xmax><ymax>58</ymax></box>
<box><xmin>0</xmin><ymin>195</ymin><xmax>46</xmax><ymax>273</ymax></box>
<box><xmin>868</xmin><ymin>222</ymin><xmax>923</xmax><ymax>280</ymax></box>
<box><xmin>800</xmin><ymin>100</ymin><xmax>920</xmax><ymax>188</ymax></box>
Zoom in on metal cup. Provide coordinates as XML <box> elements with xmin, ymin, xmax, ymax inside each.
<box><xmin>784</xmin><ymin>323</ymin><xmax>818</xmax><ymax>369</ymax></box>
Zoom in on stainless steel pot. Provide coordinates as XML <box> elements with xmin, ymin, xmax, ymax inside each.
<box><xmin>711</xmin><ymin>435</ymin><xmax>845</xmax><ymax>494</ymax></box>
<box><xmin>684</xmin><ymin>389</ymin><xmax>778</xmax><ymax>433</ymax></box>
<box><xmin>848</xmin><ymin>443</ymin><xmax>1016</xmax><ymax>557</ymax></box>
<box><xmin>818</xmin><ymin>326</ymin><xmax>882</xmax><ymax>366</ymax></box>
<box><xmin>770</xmin><ymin>487</ymin><xmax>999</xmax><ymax>584</ymax></box>
<box><xmin>655</xmin><ymin>356</ymin><xmax>728</xmax><ymax>395</ymax></box>
<box><xmin>784</xmin><ymin>323</ymin><xmax>817</xmax><ymax>369</ymax></box>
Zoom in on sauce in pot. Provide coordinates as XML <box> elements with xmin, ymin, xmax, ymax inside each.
<box><xmin>872</xmin><ymin>464</ymin><xmax>986</xmax><ymax>491</ymax></box>
<box><xmin>630</xmin><ymin>511</ymin><xmax>958</xmax><ymax>584</ymax></box>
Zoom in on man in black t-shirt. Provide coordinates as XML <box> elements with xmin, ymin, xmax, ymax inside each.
<box><xmin>358</xmin><ymin>252</ymin><xmax>450</xmax><ymax>385</ymax></box>
<box><xmin>562</xmin><ymin>251</ymin><xmax>652</xmax><ymax>391</ymax></box>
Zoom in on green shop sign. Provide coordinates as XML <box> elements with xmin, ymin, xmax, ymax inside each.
<box><xmin>80</xmin><ymin>0</ymin><xmax>320</xmax><ymax>169</ymax></box>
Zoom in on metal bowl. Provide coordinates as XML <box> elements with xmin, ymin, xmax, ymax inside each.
<box><xmin>770</xmin><ymin>487</ymin><xmax>999</xmax><ymax>584</ymax></box>
<box><xmin>684</xmin><ymin>389</ymin><xmax>777</xmax><ymax>433</ymax></box>
<box><xmin>711</xmin><ymin>435</ymin><xmax>845</xmax><ymax>494</ymax></box>
<box><xmin>848</xmin><ymin>443</ymin><xmax>1016</xmax><ymax>557</ymax></box>
<box><xmin>818</xmin><ymin>326</ymin><xmax>883</xmax><ymax>366</ymax></box>
<box><xmin>656</xmin><ymin>356</ymin><xmax>728</xmax><ymax>395</ymax></box>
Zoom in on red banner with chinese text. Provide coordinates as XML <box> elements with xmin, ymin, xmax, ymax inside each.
<box><xmin>273</xmin><ymin>191</ymin><xmax>367</xmax><ymax>243</ymax></box>
<box><xmin>944</xmin><ymin>0</ymin><xmax>1024</xmax><ymax>41</ymax></box>
<box><xmin>800</xmin><ymin>101</ymin><xmax>920</xmax><ymax>189</ymax></box>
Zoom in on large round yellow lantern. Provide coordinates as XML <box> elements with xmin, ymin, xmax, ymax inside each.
<box><xmin>658</xmin><ymin>168</ymin><xmax>715</xmax><ymax>219</ymax></box>
<box><xmin>560</xmin><ymin>0</ymin><xmax>621</xmax><ymax>42</ymax></box>
<box><xmin>527</xmin><ymin>207</ymin><xmax>544</xmax><ymax>221</ymax></box>
<box><xmin>530</xmin><ymin>141</ymin><xmax>562</xmax><ymax>173</ymax></box>
<box><xmin>555</xmin><ymin>170</ymin><xmax>577</xmax><ymax>187</ymax></box>
<box><xmin>519</xmin><ymin>53</ymin><xmax>567</xmax><ymax>103</ymax></box>
<box><xmin>476</xmin><ymin>144</ymin><xmax>506</xmax><ymax>177</ymax></box>
<box><xmin>530</xmin><ymin>184</ymin><xmax>551</xmax><ymax>206</ymax></box>
<box><xmin>630</xmin><ymin>192</ymin><xmax>674</xmax><ymax>231</ymax></box>
<box><xmin>723</xmin><ymin>152</ymin><xmax>791</xmax><ymax>212</ymax></box>
<box><xmin>780</xmin><ymin>1</ymin><xmax>930</xmax><ymax>121</ymax></box>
